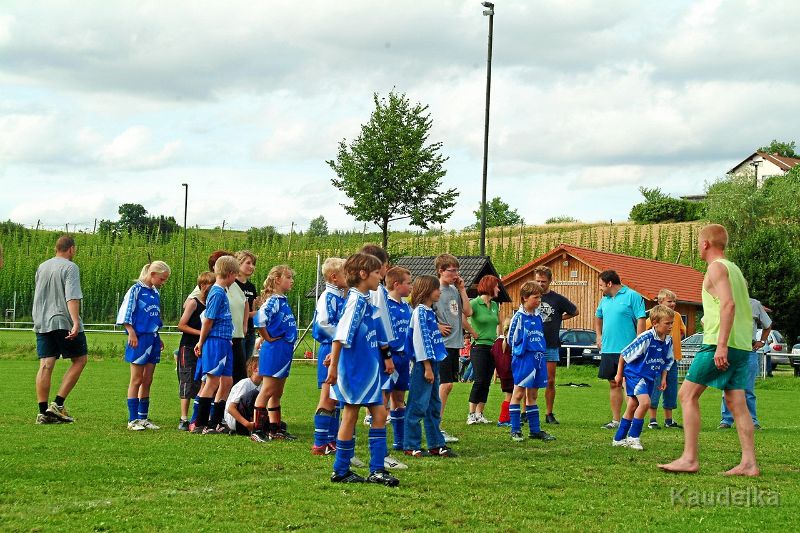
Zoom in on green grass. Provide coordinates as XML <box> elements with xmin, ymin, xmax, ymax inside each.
<box><xmin>1</xmin><ymin>355</ymin><xmax>798</xmax><ymax>531</ymax></box>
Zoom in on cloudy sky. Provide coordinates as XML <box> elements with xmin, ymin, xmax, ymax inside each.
<box><xmin>1</xmin><ymin>0</ymin><xmax>798</xmax><ymax>234</ymax></box>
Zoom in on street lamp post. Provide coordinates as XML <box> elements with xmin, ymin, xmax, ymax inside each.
<box><xmin>181</xmin><ymin>183</ymin><xmax>188</xmax><ymax>300</ymax></box>
<box><xmin>750</xmin><ymin>155</ymin><xmax>764</xmax><ymax>188</ymax></box>
<box><xmin>479</xmin><ymin>1</ymin><xmax>494</xmax><ymax>257</ymax></box>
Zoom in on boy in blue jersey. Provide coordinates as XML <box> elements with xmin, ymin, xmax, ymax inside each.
<box><xmin>311</xmin><ymin>258</ymin><xmax>348</xmax><ymax>455</ymax></box>
<box><xmin>325</xmin><ymin>252</ymin><xmax>399</xmax><ymax>486</ymax></box>
<box><xmin>507</xmin><ymin>281</ymin><xmax>556</xmax><ymax>442</ymax></box>
<box><xmin>118</xmin><ymin>261</ymin><xmax>171</xmax><ymax>430</ymax></box>
<box><xmin>193</xmin><ymin>256</ymin><xmax>239</xmax><ymax>434</ymax></box>
<box><xmin>612</xmin><ymin>305</ymin><xmax>675</xmax><ymax>450</ymax></box>
<box><xmin>403</xmin><ymin>275</ymin><xmax>457</xmax><ymax>458</ymax></box>
<box><xmin>384</xmin><ymin>267</ymin><xmax>413</xmax><ymax>466</ymax></box>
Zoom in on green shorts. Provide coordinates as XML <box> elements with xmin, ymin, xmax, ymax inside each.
<box><xmin>685</xmin><ymin>344</ymin><xmax>750</xmax><ymax>390</ymax></box>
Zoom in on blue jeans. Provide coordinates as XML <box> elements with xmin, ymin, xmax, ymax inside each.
<box><xmin>651</xmin><ymin>363</ymin><xmax>678</xmax><ymax>410</ymax></box>
<box><xmin>404</xmin><ymin>360</ymin><xmax>445</xmax><ymax>450</ymax></box>
<box><xmin>720</xmin><ymin>351</ymin><xmax>759</xmax><ymax>425</ymax></box>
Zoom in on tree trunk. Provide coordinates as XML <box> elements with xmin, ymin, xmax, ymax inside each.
<box><xmin>381</xmin><ymin>218</ymin><xmax>389</xmax><ymax>250</ymax></box>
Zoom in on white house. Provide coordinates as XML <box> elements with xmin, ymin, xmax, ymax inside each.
<box><xmin>727</xmin><ymin>151</ymin><xmax>800</xmax><ymax>187</ymax></box>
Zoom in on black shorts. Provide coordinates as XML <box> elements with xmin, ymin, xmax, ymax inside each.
<box><xmin>177</xmin><ymin>345</ymin><xmax>201</xmax><ymax>399</ymax></box>
<box><xmin>598</xmin><ymin>353</ymin><xmax>621</xmax><ymax>381</ymax></box>
<box><xmin>36</xmin><ymin>330</ymin><xmax>88</xmax><ymax>359</ymax></box>
<box><xmin>439</xmin><ymin>348</ymin><xmax>461</xmax><ymax>384</ymax></box>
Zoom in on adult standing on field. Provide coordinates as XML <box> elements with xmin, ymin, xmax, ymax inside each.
<box><xmin>659</xmin><ymin>224</ymin><xmax>759</xmax><ymax>476</ymax></box>
<box><xmin>463</xmin><ymin>275</ymin><xmax>501</xmax><ymax>425</ymax></box>
<box><xmin>32</xmin><ymin>235</ymin><xmax>88</xmax><ymax>424</ymax></box>
<box><xmin>533</xmin><ymin>266</ymin><xmax>579</xmax><ymax>425</ymax></box>
<box><xmin>595</xmin><ymin>270</ymin><xmax>646</xmax><ymax>430</ymax></box>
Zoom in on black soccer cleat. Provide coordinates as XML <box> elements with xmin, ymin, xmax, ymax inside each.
<box><xmin>331</xmin><ymin>470</ymin><xmax>366</xmax><ymax>483</ymax></box>
<box><xmin>366</xmin><ymin>469</ymin><xmax>400</xmax><ymax>487</ymax></box>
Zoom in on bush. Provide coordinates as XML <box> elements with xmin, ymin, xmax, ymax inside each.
<box><xmin>629</xmin><ymin>187</ymin><xmax>704</xmax><ymax>224</ymax></box>
<box><xmin>545</xmin><ymin>216</ymin><xmax>579</xmax><ymax>224</ymax></box>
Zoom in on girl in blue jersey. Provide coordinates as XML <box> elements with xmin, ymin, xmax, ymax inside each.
<box><xmin>612</xmin><ymin>305</ymin><xmax>675</xmax><ymax>450</ymax></box>
<box><xmin>117</xmin><ymin>261</ymin><xmax>170</xmax><ymax>431</ymax></box>
<box><xmin>507</xmin><ymin>281</ymin><xmax>555</xmax><ymax>442</ymax></box>
<box><xmin>251</xmin><ymin>265</ymin><xmax>298</xmax><ymax>442</ymax></box>
<box><xmin>325</xmin><ymin>253</ymin><xmax>399</xmax><ymax>486</ymax></box>
<box><xmin>403</xmin><ymin>275</ymin><xmax>456</xmax><ymax>458</ymax></box>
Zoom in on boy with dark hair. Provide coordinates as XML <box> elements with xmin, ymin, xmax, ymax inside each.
<box><xmin>225</xmin><ymin>357</ymin><xmax>263</xmax><ymax>435</ymax></box>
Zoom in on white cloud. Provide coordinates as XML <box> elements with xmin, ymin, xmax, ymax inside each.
<box><xmin>97</xmin><ymin>126</ymin><xmax>181</xmax><ymax>169</ymax></box>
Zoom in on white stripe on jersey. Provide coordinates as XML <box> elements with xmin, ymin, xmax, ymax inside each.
<box><xmin>116</xmin><ymin>283</ymin><xmax>140</xmax><ymax>325</ymax></box>
<box><xmin>334</xmin><ymin>291</ymin><xmax>367</xmax><ymax>348</ymax></box>
<box><xmin>370</xmin><ymin>284</ymin><xmax>396</xmax><ymax>344</ymax></box>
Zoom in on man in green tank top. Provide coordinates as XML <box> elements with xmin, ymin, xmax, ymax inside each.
<box><xmin>658</xmin><ymin>224</ymin><xmax>759</xmax><ymax>477</ymax></box>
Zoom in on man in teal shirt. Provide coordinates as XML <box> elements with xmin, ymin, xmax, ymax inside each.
<box><xmin>595</xmin><ymin>270</ymin><xmax>646</xmax><ymax>430</ymax></box>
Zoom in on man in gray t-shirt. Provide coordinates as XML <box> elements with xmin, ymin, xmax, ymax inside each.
<box><xmin>33</xmin><ymin>235</ymin><xmax>88</xmax><ymax>425</ymax></box>
<box><xmin>432</xmin><ymin>254</ymin><xmax>473</xmax><ymax>444</ymax></box>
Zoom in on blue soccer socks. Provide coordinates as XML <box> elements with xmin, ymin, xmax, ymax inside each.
<box><xmin>526</xmin><ymin>405</ymin><xmax>540</xmax><ymax>434</ymax></box>
<box><xmin>509</xmin><ymin>404</ymin><xmax>521</xmax><ymax>434</ymax></box>
<box><xmin>368</xmin><ymin>427</ymin><xmax>387</xmax><ymax>473</ymax></box>
<box><xmin>127</xmin><ymin>398</ymin><xmax>140</xmax><ymax>422</ymax></box>
<box><xmin>390</xmin><ymin>408</ymin><xmax>406</xmax><ymax>449</ymax></box>
<box><xmin>314</xmin><ymin>409</ymin><xmax>334</xmax><ymax>448</ymax></box>
<box><xmin>629</xmin><ymin>417</ymin><xmax>645</xmax><ymax>439</ymax></box>
<box><xmin>137</xmin><ymin>397</ymin><xmax>150</xmax><ymax>420</ymax></box>
<box><xmin>614</xmin><ymin>418</ymin><xmax>633</xmax><ymax>442</ymax></box>
<box><xmin>333</xmin><ymin>438</ymin><xmax>355</xmax><ymax>476</ymax></box>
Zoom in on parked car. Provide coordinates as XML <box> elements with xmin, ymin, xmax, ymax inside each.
<box><xmin>761</xmin><ymin>329</ymin><xmax>789</xmax><ymax>369</ymax></box>
<box><xmin>558</xmin><ymin>328</ymin><xmax>597</xmax><ymax>365</ymax></box>
<box><xmin>681</xmin><ymin>332</ymin><xmax>704</xmax><ymax>358</ymax></box>
<box><xmin>790</xmin><ymin>343</ymin><xmax>800</xmax><ymax>377</ymax></box>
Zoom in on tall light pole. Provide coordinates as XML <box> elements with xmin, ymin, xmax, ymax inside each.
<box><xmin>479</xmin><ymin>1</ymin><xmax>494</xmax><ymax>257</ymax></box>
<box><xmin>750</xmin><ymin>155</ymin><xmax>763</xmax><ymax>188</ymax></box>
<box><xmin>181</xmin><ymin>183</ymin><xmax>188</xmax><ymax>299</ymax></box>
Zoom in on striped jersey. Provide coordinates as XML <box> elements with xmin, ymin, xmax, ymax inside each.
<box><xmin>621</xmin><ymin>328</ymin><xmax>674</xmax><ymax>381</ymax></box>
<box><xmin>508</xmin><ymin>305</ymin><xmax>546</xmax><ymax>358</ymax></box>
<box><xmin>204</xmin><ymin>284</ymin><xmax>233</xmax><ymax>340</ymax></box>
<box><xmin>311</xmin><ymin>283</ymin><xmax>346</xmax><ymax>345</ymax></box>
<box><xmin>407</xmin><ymin>304</ymin><xmax>447</xmax><ymax>363</ymax></box>
<box><xmin>254</xmin><ymin>294</ymin><xmax>298</xmax><ymax>344</ymax></box>
<box><xmin>116</xmin><ymin>281</ymin><xmax>162</xmax><ymax>334</ymax></box>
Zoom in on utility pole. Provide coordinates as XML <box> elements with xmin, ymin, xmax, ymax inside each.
<box><xmin>479</xmin><ymin>1</ymin><xmax>495</xmax><ymax>257</ymax></box>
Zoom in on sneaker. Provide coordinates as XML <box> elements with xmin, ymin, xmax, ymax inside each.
<box><xmin>545</xmin><ymin>413</ymin><xmax>559</xmax><ymax>425</ymax></box>
<box><xmin>363</xmin><ymin>414</ymin><xmax>372</xmax><ymax>426</ymax></box>
<box><xmin>612</xmin><ymin>438</ymin><xmax>629</xmax><ymax>447</ymax></box>
<box><xmin>127</xmin><ymin>419</ymin><xmax>146</xmax><ymax>431</ymax></box>
<box><xmin>331</xmin><ymin>470</ymin><xmax>366</xmax><ymax>483</ymax></box>
<box><xmin>311</xmin><ymin>444</ymin><xmax>333</xmax><ymax>455</ymax></box>
<box><xmin>440</xmin><ymin>430</ymin><xmax>459</xmax><ymax>443</ymax></box>
<box><xmin>36</xmin><ymin>412</ymin><xmax>60</xmax><ymax>424</ymax></box>
<box><xmin>476</xmin><ymin>413</ymin><xmax>492</xmax><ymax>424</ymax></box>
<box><xmin>717</xmin><ymin>422</ymin><xmax>732</xmax><ymax>429</ymax></box>
<box><xmin>664</xmin><ymin>421</ymin><xmax>683</xmax><ymax>429</ymax></box>
<box><xmin>350</xmin><ymin>456</ymin><xmax>366</xmax><ymax>468</ymax></box>
<box><xmin>626</xmin><ymin>437</ymin><xmax>643</xmax><ymax>451</ymax></box>
<box><xmin>250</xmin><ymin>431</ymin><xmax>270</xmax><ymax>443</ymax></box>
<box><xmin>202</xmin><ymin>424</ymin><xmax>229</xmax><ymax>435</ymax></box>
<box><xmin>403</xmin><ymin>449</ymin><xmax>431</xmax><ymax>458</ymax></box>
<box><xmin>648</xmin><ymin>421</ymin><xmax>660</xmax><ymax>430</ymax></box>
<box><xmin>496</xmin><ymin>421</ymin><xmax>511</xmax><ymax>427</ymax></box>
<box><xmin>529</xmin><ymin>431</ymin><xmax>556</xmax><ymax>441</ymax></box>
<box><xmin>466</xmin><ymin>413</ymin><xmax>478</xmax><ymax>425</ymax></box>
<box><xmin>177</xmin><ymin>420</ymin><xmax>189</xmax><ymax>431</ymax></box>
<box><xmin>270</xmin><ymin>429</ymin><xmax>297</xmax><ymax>441</ymax></box>
<box><xmin>429</xmin><ymin>446</ymin><xmax>458</xmax><ymax>457</ymax></box>
<box><xmin>510</xmin><ymin>431</ymin><xmax>525</xmax><ymax>442</ymax></box>
<box><xmin>383</xmin><ymin>455</ymin><xmax>408</xmax><ymax>470</ymax></box>
<box><xmin>326</xmin><ymin>442</ymin><xmax>337</xmax><ymax>453</ymax></box>
<box><xmin>191</xmin><ymin>425</ymin><xmax>205</xmax><ymax>434</ymax></box>
<box><xmin>601</xmin><ymin>420</ymin><xmax>620</xmax><ymax>430</ymax></box>
<box><xmin>46</xmin><ymin>402</ymin><xmax>74</xmax><ymax>423</ymax></box>
<box><xmin>366</xmin><ymin>469</ymin><xmax>400</xmax><ymax>487</ymax></box>
<box><xmin>140</xmin><ymin>419</ymin><xmax>160</xmax><ymax>430</ymax></box>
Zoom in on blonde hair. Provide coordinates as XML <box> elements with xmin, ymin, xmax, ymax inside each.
<box><xmin>699</xmin><ymin>224</ymin><xmax>728</xmax><ymax>250</ymax></box>
<box><xmin>657</xmin><ymin>288</ymin><xmax>677</xmax><ymax>302</ymax></box>
<box><xmin>502</xmin><ymin>317</ymin><xmax>511</xmax><ymax>333</ymax></box>
<box><xmin>214</xmin><ymin>255</ymin><xmax>240</xmax><ymax>277</ymax></box>
<box><xmin>385</xmin><ymin>266</ymin><xmax>411</xmax><ymax>289</ymax></box>
<box><xmin>649</xmin><ymin>304</ymin><xmax>674</xmax><ymax>324</ymax></box>
<box><xmin>138</xmin><ymin>260</ymin><xmax>171</xmax><ymax>283</ymax></box>
<box><xmin>261</xmin><ymin>265</ymin><xmax>294</xmax><ymax>299</ymax></box>
<box><xmin>410</xmin><ymin>275</ymin><xmax>440</xmax><ymax>307</ymax></box>
<box><xmin>235</xmin><ymin>249</ymin><xmax>257</xmax><ymax>266</ymax></box>
<box><xmin>321</xmin><ymin>257</ymin><xmax>346</xmax><ymax>281</ymax></box>
<box><xmin>519</xmin><ymin>280</ymin><xmax>542</xmax><ymax>302</ymax></box>
<box><xmin>197</xmin><ymin>271</ymin><xmax>216</xmax><ymax>297</ymax></box>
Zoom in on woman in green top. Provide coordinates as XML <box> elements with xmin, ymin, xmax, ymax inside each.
<box><xmin>464</xmin><ymin>275</ymin><xmax>501</xmax><ymax>424</ymax></box>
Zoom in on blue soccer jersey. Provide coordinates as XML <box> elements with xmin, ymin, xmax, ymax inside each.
<box><xmin>370</xmin><ymin>283</ymin><xmax>396</xmax><ymax>347</ymax></box>
<box><xmin>312</xmin><ymin>283</ymin><xmax>346</xmax><ymax>345</ymax></box>
<box><xmin>331</xmin><ymin>289</ymin><xmax>383</xmax><ymax>405</ymax></box>
<box><xmin>386</xmin><ymin>296</ymin><xmax>412</xmax><ymax>360</ymax></box>
<box><xmin>204</xmin><ymin>284</ymin><xmax>234</xmax><ymax>340</ymax></box>
<box><xmin>508</xmin><ymin>306</ymin><xmax>547</xmax><ymax>357</ymax></box>
<box><xmin>255</xmin><ymin>294</ymin><xmax>298</xmax><ymax>378</ymax></box>
<box><xmin>408</xmin><ymin>304</ymin><xmax>448</xmax><ymax>363</ymax></box>
<box><xmin>116</xmin><ymin>281</ymin><xmax>162</xmax><ymax>334</ymax></box>
<box><xmin>621</xmin><ymin>328</ymin><xmax>674</xmax><ymax>382</ymax></box>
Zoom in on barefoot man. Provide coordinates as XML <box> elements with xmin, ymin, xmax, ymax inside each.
<box><xmin>658</xmin><ymin>224</ymin><xmax>759</xmax><ymax>476</ymax></box>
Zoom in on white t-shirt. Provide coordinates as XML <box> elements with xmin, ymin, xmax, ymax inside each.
<box><xmin>224</xmin><ymin>378</ymin><xmax>261</xmax><ymax>430</ymax></box>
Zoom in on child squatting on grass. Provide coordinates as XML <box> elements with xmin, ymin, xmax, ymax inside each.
<box><xmin>251</xmin><ymin>265</ymin><xmax>298</xmax><ymax>442</ymax></box>
<box><xmin>117</xmin><ymin>261</ymin><xmax>171</xmax><ymax>431</ymax></box>
<box><xmin>324</xmin><ymin>252</ymin><xmax>399</xmax><ymax>486</ymax></box>
<box><xmin>612</xmin><ymin>304</ymin><xmax>675</xmax><ymax>450</ymax></box>
<box><xmin>507</xmin><ymin>281</ymin><xmax>556</xmax><ymax>442</ymax></box>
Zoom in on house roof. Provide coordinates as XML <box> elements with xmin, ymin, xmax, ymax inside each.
<box><xmin>727</xmin><ymin>151</ymin><xmax>800</xmax><ymax>175</ymax></box>
<box><xmin>502</xmin><ymin>244</ymin><xmax>704</xmax><ymax>305</ymax></box>
<box><xmin>306</xmin><ymin>255</ymin><xmax>512</xmax><ymax>302</ymax></box>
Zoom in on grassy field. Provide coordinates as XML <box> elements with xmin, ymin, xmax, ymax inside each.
<box><xmin>1</xmin><ymin>337</ymin><xmax>799</xmax><ymax>531</ymax></box>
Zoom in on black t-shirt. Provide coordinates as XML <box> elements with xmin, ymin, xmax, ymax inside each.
<box><xmin>235</xmin><ymin>279</ymin><xmax>257</xmax><ymax>332</ymax></box>
<box><xmin>179</xmin><ymin>297</ymin><xmax>206</xmax><ymax>348</ymax></box>
<box><xmin>537</xmin><ymin>291</ymin><xmax>578</xmax><ymax>348</ymax></box>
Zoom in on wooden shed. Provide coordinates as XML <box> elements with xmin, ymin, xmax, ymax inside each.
<box><xmin>500</xmin><ymin>244</ymin><xmax>704</xmax><ymax>334</ymax></box>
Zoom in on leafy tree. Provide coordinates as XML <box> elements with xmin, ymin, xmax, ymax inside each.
<box><xmin>307</xmin><ymin>216</ymin><xmax>329</xmax><ymax>237</ymax></box>
<box><xmin>118</xmin><ymin>203</ymin><xmax>148</xmax><ymax>234</ymax></box>
<box><xmin>757</xmin><ymin>139</ymin><xmax>797</xmax><ymax>158</ymax></box>
<box><xmin>545</xmin><ymin>215</ymin><xmax>579</xmax><ymax>224</ymax></box>
<box><xmin>327</xmin><ymin>91</ymin><xmax>456</xmax><ymax>249</ymax></box>
<box><xmin>629</xmin><ymin>187</ymin><xmax>704</xmax><ymax>224</ymax></box>
<box><xmin>467</xmin><ymin>197</ymin><xmax>523</xmax><ymax>230</ymax></box>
